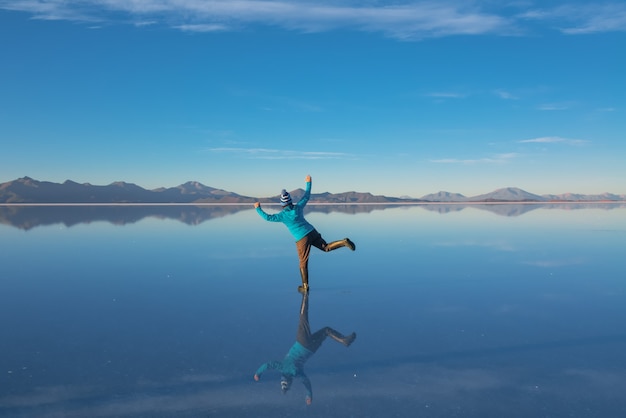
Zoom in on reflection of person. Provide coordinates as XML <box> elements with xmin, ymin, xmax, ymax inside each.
<box><xmin>253</xmin><ymin>291</ymin><xmax>356</xmax><ymax>405</ymax></box>
<box><xmin>254</xmin><ymin>174</ymin><xmax>355</xmax><ymax>293</ymax></box>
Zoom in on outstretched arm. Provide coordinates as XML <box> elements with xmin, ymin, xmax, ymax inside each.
<box><xmin>254</xmin><ymin>204</ymin><xmax>285</xmax><ymax>222</ymax></box>
<box><xmin>301</xmin><ymin>374</ymin><xmax>313</xmax><ymax>405</ymax></box>
<box><xmin>298</xmin><ymin>175</ymin><xmax>312</xmax><ymax>207</ymax></box>
<box><xmin>254</xmin><ymin>360</ymin><xmax>282</xmax><ymax>381</ymax></box>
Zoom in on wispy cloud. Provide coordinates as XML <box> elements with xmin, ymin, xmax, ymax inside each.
<box><xmin>3</xmin><ymin>1</ymin><xmax>626</xmax><ymax>39</ymax></box>
<box><xmin>521</xmin><ymin>3</ymin><xmax>626</xmax><ymax>34</ymax></box>
<box><xmin>175</xmin><ymin>23</ymin><xmax>230</xmax><ymax>33</ymax></box>
<box><xmin>430</xmin><ymin>152</ymin><xmax>518</xmax><ymax>164</ymax></box>
<box><xmin>537</xmin><ymin>102</ymin><xmax>574</xmax><ymax>111</ymax></box>
<box><xmin>518</xmin><ymin>136</ymin><xmax>589</xmax><ymax>145</ymax></box>
<box><xmin>494</xmin><ymin>89</ymin><xmax>518</xmax><ymax>100</ymax></box>
<box><xmin>206</xmin><ymin>147</ymin><xmax>354</xmax><ymax>160</ymax></box>
<box><xmin>523</xmin><ymin>258</ymin><xmax>586</xmax><ymax>267</ymax></box>
<box><xmin>0</xmin><ymin>1</ymin><xmax>515</xmax><ymax>39</ymax></box>
<box><xmin>425</xmin><ymin>92</ymin><xmax>467</xmax><ymax>99</ymax></box>
<box><xmin>434</xmin><ymin>239</ymin><xmax>516</xmax><ymax>252</ymax></box>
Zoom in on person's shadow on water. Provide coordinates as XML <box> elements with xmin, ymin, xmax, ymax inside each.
<box><xmin>253</xmin><ymin>291</ymin><xmax>356</xmax><ymax>405</ymax></box>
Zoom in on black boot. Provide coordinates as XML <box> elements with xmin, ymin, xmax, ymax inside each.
<box><xmin>324</xmin><ymin>238</ymin><xmax>356</xmax><ymax>252</ymax></box>
<box><xmin>298</xmin><ymin>267</ymin><xmax>309</xmax><ymax>293</ymax></box>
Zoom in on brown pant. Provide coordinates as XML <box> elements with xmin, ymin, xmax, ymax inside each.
<box><xmin>295</xmin><ymin>229</ymin><xmax>327</xmax><ymax>273</ymax></box>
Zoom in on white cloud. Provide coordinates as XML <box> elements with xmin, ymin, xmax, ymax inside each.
<box><xmin>206</xmin><ymin>147</ymin><xmax>354</xmax><ymax>159</ymax></box>
<box><xmin>175</xmin><ymin>23</ymin><xmax>230</xmax><ymax>32</ymax></box>
<box><xmin>425</xmin><ymin>92</ymin><xmax>467</xmax><ymax>99</ymax></box>
<box><xmin>537</xmin><ymin>102</ymin><xmax>572</xmax><ymax>111</ymax></box>
<box><xmin>522</xmin><ymin>258</ymin><xmax>586</xmax><ymax>267</ymax></box>
<box><xmin>558</xmin><ymin>4</ymin><xmax>626</xmax><ymax>35</ymax></box>
<box><xmin>494</xmin><ymin>89</ymin><xmax>518</xmax><ymax>100</ymax></box>
<box><xmin>3</xmin><ymin>0</ymin><xmax>626</xmax><ymax>39</ymax></box>
<box><xmin>430</xmin><ymin>152</ymin><xmax>518</xmax><ymax>164</ymax></box>
<box><xmin>4</xmin><ymin>0</ymin><xmax>626</xmax><ymax>39</ymax></box>
<box><xmin>521</xmin><ymin>3</ymin><xmax>626</xmax><ymax>34</ymax></box>
<box><xmin>434</xmin><ymin>239</ymin><xmax>516</xmax><ymax>252</ymax></box>
<box><xmin>518</xmin><ymin>136</ymin><xmax>589</xmax><ymax>145</ymax></box>
<box><xmin>0</xmin><ymin>0</ymin><xmax>515</xmax><ymax>39</ymax></box>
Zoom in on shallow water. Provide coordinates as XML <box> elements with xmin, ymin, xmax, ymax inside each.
<box><xmin>1</xmin><ymin>204</ymin><xmax>625</xmax><ymax>417</ymax></box>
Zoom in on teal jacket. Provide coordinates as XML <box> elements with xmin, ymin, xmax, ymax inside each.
<box><xmin>256</xmin><ymin>181</ymin><xmax>314</xmax><ymax>241</ymax></box>
<box><xmin>255</xmin><ymin>341</ymin><xmax>314</xmax><ymax>400</ymax></box>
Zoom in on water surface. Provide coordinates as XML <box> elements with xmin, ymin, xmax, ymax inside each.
<box><xmin>1</xmin><ymin>204</ymin><xmax>625</xmax><ymax>417</ymax></box>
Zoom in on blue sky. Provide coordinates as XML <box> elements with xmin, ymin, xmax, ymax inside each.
<box><xmin>1</xmin><ymin>1</ymin><xmax>624</xmax><ymax>198</ymax></box>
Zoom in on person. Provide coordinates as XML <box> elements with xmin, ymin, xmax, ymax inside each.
<box><xmin>253</xmin><ymin>291</ymin><xmax>356</xmax><ymax>405</ymax></box>
<box><xmin>254</xmin><ymin>175</ymin><xmax>355</xmax><ymax>293</ymax></box>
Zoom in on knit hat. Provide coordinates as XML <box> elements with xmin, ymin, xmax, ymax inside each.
<box><xmin>280</xmin><ymin>189</ymin><xmax>292</xmax><ymax>206</ymax></box>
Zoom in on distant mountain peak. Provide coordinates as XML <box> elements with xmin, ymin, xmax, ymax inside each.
<box><xmin>181</xmin><ymin>180</ymin><xmax>206</xmax><ymax>188</ymax></box>
<box><xmin>497</xmin><ymin>186</ymin><xmax>528</xmax><ymax>194</ymax></box>
<box><xmin>470</xmin><ymin>187</ymin><xmax>546</xmax><ymax>202</ymax></box>
<box><xmin>16</xmin><ymin>176</ymin><xmax>37</xmax><ymax>185</ymax></box>
<box><xmin>421</xmin><ymin>191</ymin><xmax>467</xmax><ymax>202</ymax></box>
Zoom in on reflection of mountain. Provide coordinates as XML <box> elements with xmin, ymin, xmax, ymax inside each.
<box><xmin>0</xmin><ymin>204</ymin><xmax>404</xmax><ymax>230</ymax></box>
<box><xmin>1</xmin><ymin>203</ymin><xmax>625</xmax><ymax>230</ymax></box>
<box><xmin>418</xmin><ymin>203</ymin><xmax>626</xmax><ymax>217</ymax></box>
<box><xmin>0</xmin><ymin>205</ymin><xmax>250</xmax><ymax>230</ymax></box>
<box><xmin>418</xmin><ymin>204</ymin><xmax>540</xmax><ymax>217</ymax></box>
<box><xmin>303</xmin><ymin>204</ymin><xmax>400</xmax><ymax>215</ymax></box>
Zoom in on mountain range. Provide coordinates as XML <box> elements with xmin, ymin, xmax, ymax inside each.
<box><xmin>1</xmin><ymin>177</ymin><xmax>624</xmax><ymax>204</ymax></box>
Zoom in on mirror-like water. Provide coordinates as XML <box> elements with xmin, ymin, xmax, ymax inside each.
<box><xmin>1</xmin><ymin>204</ymin><xmax>625</xmax><ymax>417</ymax></box>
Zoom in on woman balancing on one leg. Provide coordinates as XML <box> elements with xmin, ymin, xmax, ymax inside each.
<box><xmin>254</xmin><ymin>174</ymin><xmax>355</xmax><ymax>293</ymax></box>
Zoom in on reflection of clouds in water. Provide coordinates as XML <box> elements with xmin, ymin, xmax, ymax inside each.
<box><xmin>65</xmin><ymin>387</ymin><xmax>276</xmax><ymax>418</ymax></box>
<box><xmin>492</xmin><ymin>303</ymin><xmax>521</xmax><ymax>314</ymax></box>
<box><xmin>423</xmin><ymin>303</ymin><xmax>468</xmax><ymax>315</ymax></box>
<box><xmin>1</xmin><ymin>366</ymin><xmax>504</xmax><ymax>417</ymax></box>
<box><xmin>433</xmin><ymin>240</ymin><xmax>516</xmax><ymax>252</ymax></box>
<box><xmin>538</xmin><ymin>292</ymin><xmax>577</xmax><ymax>302</ymax></box>
<box><xmin>131</xmin><ymin>371</ymin><xmax>232</xmax><ymax>389</ymax></box>
<box><xmin>4</xmin><ymin>363</ymin><xmax>626</xmax><ymax>417</ymax></box>
<box><xmin>335</xmin><ymin>364</ymin><xmax>504</xmax><ymax>396</ymax></box>
<box><xmin>175</xmin><ymin>372</ymin><xmax>230</xmax><ymax>384</ymax></box>
<box><xmin>563</xmin><ymin>368</ymin><xmax>626</xmax><ymax>397</ymax></box>
<box><xmin>0</xmin><ymin>373</ymin><xmax>275</xmax><ymax>417</ymax></box>
<box><xmin>319</xmin><ymin>362</ymin><xmax>626</xmax><ymax>402</ymax></box>
<box><xmin>523</xmin><ymin>258</ymin><xmax>586</xmax><ymax>267</ymax></box>
<box><xmin>424</xmin><ymin>299</ymin><xmax>523</xmax><ymax>317</ymax></box>
<box><xmin>423</xmin><ymin>299</ymin><xmax>525</xmax><ymax>321</ymax></box>
<box><xmin>0</xmin><ymin>384</ymin><xmax>98</xmax><ymax>408</ymax></box>
<box><xmin>204</xmin><ymin>246</ymin><xmax>293</xmax><ymax>260</ymax></box>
